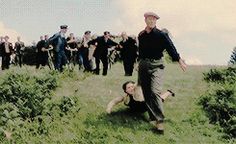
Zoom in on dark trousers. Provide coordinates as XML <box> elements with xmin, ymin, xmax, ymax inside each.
<box><xmin>138</xmin><ymin>59</ymin><xmax>165</xmax><ymax>122</ymax></box>
<box><xmin>36</xmin><ymin>53</ymin><xmax>48</xmax><ymax>69</ymax></box>
<box><xmin>54</xmin><ymin>51</ymin><xmax>67</xmax><ymax>71</ymax></box>
<box><xmin>123</xmin><ymin>58</ymin><xmax>135</xmax><ymax>76</ymax></box>
<box><xmin>16</xmin><ymin>54</ymin><xmax>23</xmax><ymax>67</ymax></box>
<box><xmin>80</xmin><ymin>48</ymin><xmax>90</xmax><ymax>71</ymax></box>
<box><xmin>2</xmin><ymin>53</ymin><xmax>11</xmax><ymax>70</ymax></box>
<box><xmin>66</xmin><ymin>51</ymin><xmax>77</xmax><ymax>66</ymax></box>
<box><xmin>95</xmin><ymin>56</ymin><xmax>108</xmax><ymax>75</ymax></box>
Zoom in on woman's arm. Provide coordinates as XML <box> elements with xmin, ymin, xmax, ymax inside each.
<box><xmin>106</xmin><ymin>96</ymin><xmax>124</xmax><ymax>114</ymax></box>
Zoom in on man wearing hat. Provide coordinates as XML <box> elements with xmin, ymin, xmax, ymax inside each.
<box><xmin>88</xmin><ymin>31</ymin><xmax>118</xmax><ymax>76</ymax></box>
<box><xmin>138</xmin><ymin>12</ymin><xmax>187</xmax><ymax>133</ymax></box>
<box><xmin>48</xmin><ymin>25</ymin><xmax>68</xmax><ymax>71</ymax></box>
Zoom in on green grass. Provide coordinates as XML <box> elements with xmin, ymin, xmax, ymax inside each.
<box><xmin>0</xmin><ymin>63</ymin><xmax>235</xmax><ymax>144</ymax></box>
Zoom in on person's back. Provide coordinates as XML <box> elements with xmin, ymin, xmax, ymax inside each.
<box><xmin>92</xmin><ymin>36</ymin><xmax>105</xmax><ymax>58</ymax></box>
<box><xmin>120</xmin><ymin>37</ymin><xmax>137</xmax><ymax>59</ymax></box>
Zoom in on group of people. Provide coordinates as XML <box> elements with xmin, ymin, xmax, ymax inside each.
<box><xmin>106</xmin><ymin>12</ymin><xmax>187</xmax><ymax>134</ymax></box>
<box><xmin>45</xmin><ymin>26</ymin><xmax>139</xmax><ymax>75</ymax></box>
<box><xmin>1</xmin><ymin>25</ymin><xmax>139</xmax><ymax>76</ymax></box>
<box><xmin>0</xmin><ymin>36</ymin><xmax>25</xmax><ymax>70</ymax></box>
<box><xmin>36</xmin><ymin>25</ymin><xmax>138</xmax><ymax>76</ymax></box>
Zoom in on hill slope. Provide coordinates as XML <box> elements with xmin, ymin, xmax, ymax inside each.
<box><xmin>53</xmin><ymin>63</ymin><xmax>228</xmax><ymax>143</ymax></box>
<box><xmin>1</xmin><ymin>63</ymin><xmax>233</xmax><ymax>143</ymax></box>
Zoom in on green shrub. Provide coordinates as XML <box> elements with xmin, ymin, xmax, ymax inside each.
<box><xmin>200</xmin><ymin>67</ymin><xmax>236</xmax><ymax>138</ymax></box>
<box><xmin>58</xmin><ymin>96</ymin><xmax>80</xmax><ymax>116</ymax></box>
<box><xmin>0</xmin><ymin>69</ymin><xmax>82</xmax><ymax>142</ymax></box>
<box><xmin>203</xmin><ymin>67</ymin><xmax>236</xmax><ymax>84</ymax></box>
<box><xmin>0</xmin><ymin>71</ymin><xmax>58</xmax><ymax>119</ymax></box>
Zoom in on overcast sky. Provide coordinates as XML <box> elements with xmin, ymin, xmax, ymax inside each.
<box><xmin>0</xmin><ymin>0</ymin><xmax>236</xmax><ymax>65</ymax></box>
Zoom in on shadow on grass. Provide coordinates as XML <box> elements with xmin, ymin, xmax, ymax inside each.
<box><xmin>79</xmin><ymin>106</ymin><xmax>180</xmax><ymax>143</ymax></box>
<box><xmin>75</xmin><ymin>108</ymin><xmax>153</xmax><ymax>143</ymax></box>
<box><xmin>83</xmin><ymin>108</ymin><xmax>151</xmax><ymax>131</ymax></box>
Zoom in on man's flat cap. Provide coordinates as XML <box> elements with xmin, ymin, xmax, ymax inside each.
<box><xmin>144</xmin><ymin>12</ymin><xmax>160</xmax><ymax>19</ymax></box>
<box><xmin>84</xmin><ymin>31</ymin><xmax>91</xmax><ymax>35</ymax></box>
<box><xmin>60</xmin><ymin>25</ymin><xmax>68</xmax><ymax>29</ymax></box>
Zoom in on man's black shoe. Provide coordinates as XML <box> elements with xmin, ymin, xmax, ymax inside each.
<box><xmin>167</xmin><ymin>89</ymin><xmax>175</xmax><ymax>97</ymax></box>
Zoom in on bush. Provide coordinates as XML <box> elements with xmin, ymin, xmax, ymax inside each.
<box><xmin>200</xmin><ymin>67</ymin><xmax>236</xmax><ymax>138</ymax></box>
<box><xmin>203</xmin><ymin>67</ymin><xmax>236</xmax><ymax>84</ymax></box>
<box><xmin>0</xmin><ymin>71</ymin><xmax>58</xmax><ymax>119</ymax></box>
<box><xmin>0</xmin><ymin>69</ymin><xmax>83</xmax><ymax>142</ymax></box>
<box><xmin>58</xmin><ymin>96</ymin><xmax>80</xmax><ymax>116</ymax></box>
<box><xmin>0</xmin><ymin>70</ymin><xmax>60</xmax><ymax>136</ymax></box>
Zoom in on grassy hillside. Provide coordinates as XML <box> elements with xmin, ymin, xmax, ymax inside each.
<box><xmin>0</xmin><ymin>63</ymin><xmax>234</xmax><ymax>144</ymax></box>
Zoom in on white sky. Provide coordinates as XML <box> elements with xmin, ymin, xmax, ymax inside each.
<box><xmin>0</xmin><ymin>0</ymin><xmax>236</xmax><ymax>65</ymax></box>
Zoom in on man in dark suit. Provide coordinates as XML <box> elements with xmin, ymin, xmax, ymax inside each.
<box><xmin>1</xmin><ymin>36</ymin><xmax>13</xmax><ymax>70</ymax></box>
<box><xmin>119</xmin><ymin>32</ymin><xmax>138</xmax><ymax>76</ymax></box>
<box><xmin>89</xmin><ymin>31</ymin><xmax>118</xmax><ymax>76</ymax></box>
<box><xmin>49</xmin><ymin>25</ymin><xmax>68</xmax><ymax>71</ymax></box>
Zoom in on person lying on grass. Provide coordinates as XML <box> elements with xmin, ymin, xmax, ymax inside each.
<box><xmin>106</xmin><ymin>81</ymin><xmax>175</xmax><ymax>114</ymax></box>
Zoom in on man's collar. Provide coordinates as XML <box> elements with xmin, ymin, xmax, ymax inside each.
<box><xmin>145</xmin><ymin>26</ymin><xmax>156</xmax><ymax>33</ymax></box>
<box><xmin>60</xmin><ymin>32</ymin><xmax>65</xmax><ymax>38</ymax></box>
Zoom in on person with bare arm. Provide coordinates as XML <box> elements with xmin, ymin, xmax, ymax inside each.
<box><xmin>106</xmin><ymin>81</ymin><xmax>175</xmax><ymax>116</ymax></box>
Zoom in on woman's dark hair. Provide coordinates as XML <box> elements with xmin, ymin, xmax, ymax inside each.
<box><xmin>122</xmin><ymin>81</ymin><xmax>135</xmax><ymax>92</ymax></box>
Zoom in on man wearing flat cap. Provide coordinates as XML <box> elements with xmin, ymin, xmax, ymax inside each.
<box><xmin>88</xmin><ymin>31</ymin><xmax>118</xmax><ymax>76</ymax></box>
<box><xmin>138</xmin><ymin>12</ymin><xmax>187</xmax><ymax>133</ymax></box>
<box><xmin>48</xmin><ymin>25</ymin><xmax>68</xmax><ymax>71</ymax></box>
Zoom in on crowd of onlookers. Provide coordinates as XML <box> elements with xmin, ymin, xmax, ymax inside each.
<box><xmin>0</xmin><ymin>26</ymin><xmax>138</xmax><ymax>76</ymax></box>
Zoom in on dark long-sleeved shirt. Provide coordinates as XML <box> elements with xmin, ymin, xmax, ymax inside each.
<box><xmin>49</xmin><ymin>33</ymin><xmax>67</xmax><ymax>53</ymax></box>
<box><xmin>0</xmin><ymin>42</ymin><xmax>13</xmax><ymax>55</ymax></box>
<box><xmin>88</xmin><ymin>36</ymin><xmax>118</xmax><ymax>58</ymax></box>
<box><xmin>138</xmin><ymin>27</ymin><xmax>180</xmax><ymax>61</ymax></box>
<box><xmin>119</xmin><ymin>37</ymin><xmax>138</xmax><ymax>60</ymax></box>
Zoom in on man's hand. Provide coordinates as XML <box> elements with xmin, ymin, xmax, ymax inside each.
<box><xmin>118</xmin><ymin>44</ymin><xmax>123</xmax><ymax>49</ymax></box>
<box><xmin>42</xmin><ymin>48</ymin><xmax>46</xmax><ymax>52</ymax></box>
<box><xmin>178</xmin><ymin>58</ymin><xmax>187</xmax><ymax>72</ymax></box>
<box><xmin>83</xmin><ymin>43</ymin><xmax>88</xmax><ymax>48</ymax></box>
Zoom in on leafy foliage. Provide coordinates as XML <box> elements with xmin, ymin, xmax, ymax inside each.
<box><xmin>0</xmin><ymin>71</ymin><xmax>58</xmax><ymax>119</ymax></box>
<box><xmin>203</xmin><ymin>67</ymin><xmax>236</xmax><ymax>84</ymax></box>
<box><xmin>0</xmin><ymin>70</ymin><xmax>81</xmax><ymax>142</ymax></box>
<box><xmin>200</xmin><ymin>67</ymin><xmax>236</xmax><ymax>138</ymax></box>
<box><xmin>228</xmin><ymin>47</ymin><xmax>236</xmax><ymax>65</ymax></box>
